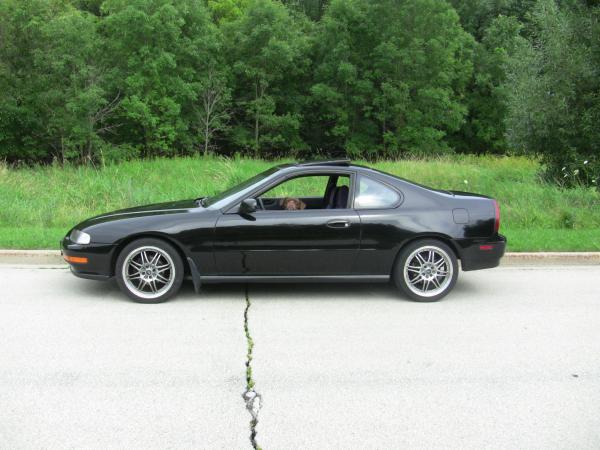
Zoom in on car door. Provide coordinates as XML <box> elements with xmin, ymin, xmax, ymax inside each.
<box><xmin>352</xmin><ymin>174</ymin><xmax>408</xmax><ymax>275</ymax></box>
<box><xmin>212</xmin><ymin>171</ymin><xmax>361</xmax><ymax>276</ymax></box>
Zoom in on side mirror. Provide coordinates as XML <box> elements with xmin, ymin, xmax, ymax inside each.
<box><xmin>239</xmin><ymin>198</ymin><xmax>257</xmax><ymax>214</ymax></box>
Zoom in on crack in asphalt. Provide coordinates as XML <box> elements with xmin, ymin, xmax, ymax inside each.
<box><xmin>243</xmin><ymin>285</ymin><xmax>262</xmax><ymax>449</ymax></box>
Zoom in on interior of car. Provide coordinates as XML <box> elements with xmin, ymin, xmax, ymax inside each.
<box><xmin>256</xmin><ymin>174</ymin><xmax>351</xmax><ymax>211</ymax></box>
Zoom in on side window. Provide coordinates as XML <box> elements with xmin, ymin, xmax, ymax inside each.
<box><xmin>256</xmin><ymin>174</ymin><xmax>351</xmax><ymax>211</ymax></box>
<box><xmin>256</xmin><ymin>174</ymin><xmax>350</xmax><ymax>211</ymax></box>
<box><xmin>265</xmin><ymin>175</ymin><xmax>329</xmax><ymax>199</ymax></box>
<box><xmin>354</xmin><ymin>176</ymin><xmax>400</xmax><ymax>209</ymax></box>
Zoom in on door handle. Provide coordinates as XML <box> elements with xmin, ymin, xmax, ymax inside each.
<box><xmin>326</xmin><ymin>220</ymin><xmax>351</xmax><ymax>229</ymax></box>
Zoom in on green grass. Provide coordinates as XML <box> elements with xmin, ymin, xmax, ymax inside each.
<box><xmin>1</xmin><ymin>155</ymin><xmax>599</xmax><ymax>251</ymax></box>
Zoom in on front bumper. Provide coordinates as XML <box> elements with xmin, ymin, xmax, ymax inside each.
<box><xmin>61</xmin><ymin>236</ymin><xmax>117</xmax><ymax>281</ymax></box>
<box><xmin>457</xmin><ymin>234</ymin><xmax>507</xmax><ymax>271</ymax></box>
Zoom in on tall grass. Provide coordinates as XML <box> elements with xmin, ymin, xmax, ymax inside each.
<box><xmin>1</xmin><ymin>155</ymin><xmax>599</xmax><ymax>250</ymax></box>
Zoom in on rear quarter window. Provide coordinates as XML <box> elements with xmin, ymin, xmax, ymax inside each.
<box><xmin>354</xmin><ymin>176</ymin><xmax>401</xmax><ymax>209</ymax></box>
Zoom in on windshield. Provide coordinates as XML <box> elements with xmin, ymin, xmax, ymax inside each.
<box><xmin>203</xmin><ymin>167</ymin><xmax>280</xmax><ymax>209</ymax></box>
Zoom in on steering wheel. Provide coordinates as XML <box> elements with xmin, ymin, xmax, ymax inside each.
<box><xmin>257</xmin><ymin>197</ymin><xmax>265</xmax><ymax>211</ymax></box>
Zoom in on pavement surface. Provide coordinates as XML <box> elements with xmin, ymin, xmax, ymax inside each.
<box><xmin>1</xmin><ymin>265</ymin><xmax>599</xmax><ymax>449</ymax></box>
<box><xmin>249</xmin><ymin>266</ymin><xmax>600</xmax><ymax>449</ymax></box>
<box><xmin>0</xmin><ymin>266</ymin><xmax>249</xmax><ymax>449</ymax></box>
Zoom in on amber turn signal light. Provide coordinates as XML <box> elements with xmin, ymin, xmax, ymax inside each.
<box><xmin>63</xmin><ymin>255</ymin><xmax>88</xmax><ymax>264</ymax></box>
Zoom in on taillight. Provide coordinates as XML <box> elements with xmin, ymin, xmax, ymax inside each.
<box><xmin>493</xmin><ymin>200</ymin><xmax>500</xmax><ymax>234</ymax></box>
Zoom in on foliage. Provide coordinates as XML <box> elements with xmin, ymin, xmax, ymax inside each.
<box><xmin>504</xmin><ymin>0</ymin><xmax>600</xmax><ymax>187</ymax></box>
<box><xmin>0</xmin><ymin>0</ymin><xmax>68</xmax><ymax>162</ymax></box>
<box><xmin>309</xmin><ymin>0</ymin><xmax>473</xmax><ymax>158</ymax></box>
<box><xmin>0</xmin><ymin>0</ymin><xmax>599</xmax><ymax>189</ymax></box>
<box><xmin>282</xmin><ymin>0</ymin><xmax>329</xmax><ymax>21</ymax></box>
<box><xmin>196</xmin><ymin>66</ymin><xmax>231</xmax><ymax>156</ymax></box>
<box><xmin>100</xmin><ymin>0</ymin><xmax>221</xmax><ymax>157</ymax></box>
<box><xmin>207</xmin><ymin>0</ymin><xmax>249</xmax><ymax>24</ymax></box>
<box><xmin>449</xmin><ymin>0</ymin><xmax>536</xmax><ymax>39</ymax></box>
<box><xmin>224</xmin><ymin>0</ymin><xmax>310</xmax><ymax>156</ymax></box>
<box><xmin>451</xmin><ymin>15</ymin><xmax>522</xmax><ymax>154</ymax></box>
<box><xmin>35</xmin><ymin>8</ymin><xmax>115</xmax><ymax>163</ymax></box>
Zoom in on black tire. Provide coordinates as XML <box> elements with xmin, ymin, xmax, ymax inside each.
<box><xmin>115</xmin><ymin>238</ymin><xmax>184</xmax><ymax>303</ymax></box>
<box><xmin>393</xmin><ymin>239</ymin><xmax>459</xmax><ymax>302</ymax></box>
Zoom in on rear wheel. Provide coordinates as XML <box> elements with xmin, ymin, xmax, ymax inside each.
<box><xmin>393</xmin><ymin>239</ymin><xmax>458</xmax><ymax>302</ymax></box>
<box><xmin>115</xmin><ymin>238</ymin><xmax>184</xmax><ymax>303</ymax></box>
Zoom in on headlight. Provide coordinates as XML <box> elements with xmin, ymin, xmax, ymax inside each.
<box><xmin>70</xmin><ymin>229</ymin><xmax>91</xmax><ymax>245</ymax></box>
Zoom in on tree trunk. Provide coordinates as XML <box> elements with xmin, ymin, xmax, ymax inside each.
<box><xmin>255</xmin><ymin>112</ymin><xmax>259</xmax><ymax>156</ymax></box>
<box><xmin>204</xmin><ymin>118</ymin><xmax>210</xmax><ymax>156</ymax></box>
<box><xmin>254</xmin><ymin>80</ymin><xmax>260</xmax><ymax>156</ymax></box>
<box><xmin>87</xmin><ymin>115</ymin><xmax>94</xmax><ymax>163</ymax></box>
<box><xmin>61</xmin><ymin>135</ymin><xmax>65</xmax><ymax>166</ymax></box>
<box><xmin>382</xmin><ymin>116</ymin><xmax>387</xmax><ymax>154</ymax></box>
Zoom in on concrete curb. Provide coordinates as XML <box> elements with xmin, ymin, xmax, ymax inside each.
<box><xmin>501</xmin><ymin>252</ymin><xmax>600</xmax><ymax>266</ymax></box>
<box><xmin>0</xmin><ymin>250</ymin><xmax>64</xmax><ymax>265</ymax></box>
<box><xmin>0</xmin><ymin>249</ymin><xmax>599</xmax><ymax>266</ymax></box>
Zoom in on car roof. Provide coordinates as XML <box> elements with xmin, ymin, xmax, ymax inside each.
<box><xmin>277</xmin><ymin>159</ymin><xmax>391</xmax><ymax>178</ymax></box>
<box><xmin>295</xmin><ymin>159</ymin><xmax>351</xmax><ymax>167</ymax></box>
<box><xmin>284</xmin><ymin>159</ymin><xmax>385</xmax><ymax>177</ymax></box>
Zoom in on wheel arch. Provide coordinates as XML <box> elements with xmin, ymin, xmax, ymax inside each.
<box><xmin>111</xmin><ymin>233</ymin><xmax>190</xmax><ymax>276</ymax></box>
<box><xmin>390</xmin><ymin>233</ymin><xmax>460</xmax><ymax>276</ymax></box>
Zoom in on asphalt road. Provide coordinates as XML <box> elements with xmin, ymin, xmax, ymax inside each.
<box><xmin>1</xmin><ymin>265</ymin><xmax>599</xmax><ymax>449</ymax></box>
<box><xmin>249</xmin><ymin>266</ymin><xmax>600</xmax><ymax>449</ymax></box>
<box><xmin>0</xmin><ymin>266</ymin><xmax>249</xmax><ymax>449</ymax></box>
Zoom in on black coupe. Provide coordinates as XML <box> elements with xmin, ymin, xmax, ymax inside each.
<box><xmin>62</xmin><ymin>160</ymin><xmax>506</xmax><ymax>303</ymax></box>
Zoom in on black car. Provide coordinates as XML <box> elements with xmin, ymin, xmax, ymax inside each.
<box><xmin>62</xmin><ymin>160</ymin><xmax>506</xmax><ymax>303</ymax></box>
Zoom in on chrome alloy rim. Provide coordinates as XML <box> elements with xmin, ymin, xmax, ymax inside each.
<box><xmin>122</xmin><ymin>246</ymin><xmax>175</xmax><ymax>299</ymax></box>
<box><xmin>403</xmin><ymin>246</ymin><xmax>453</xmax><ymax>297</ymax></box>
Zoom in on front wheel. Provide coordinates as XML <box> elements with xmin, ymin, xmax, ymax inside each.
<box><xmin>393</xmin><ymin>239</ymin><xmax>458</xmax><ymax>302</ymax></box>
<box><xmin>115</xmin><ymin>238</ymin><xmax>184</xmax><ymax>303</ymax></box>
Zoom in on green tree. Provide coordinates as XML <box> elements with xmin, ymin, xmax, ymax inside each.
<box><xmin>282</xmin><ymin>0</ymin><xmax>329</xmax><ymax>21</ymax></box>
<box><xmin>100</xmin><ymin>0</ymin><xmax>219</xmax><ymax>156</ymax></box>
<box><xmin>196</xmin><ymin>66</ymin><xmax>231</xmax><ymax>155</ymax></box>
<box><xmin>451</xmin><ymin>15</ymin><xmax>522</xmax><ymax>154</ymax></box>
<box><xmin>224</xmin><ymin>0</ymin><xmax>310</xmax><ymax>156</ymax></box>
<box><xmin>505</xmin><ymin>0</ymin><xmax>600</xmax><ymax>186</ymax></box>
<box><xmin>449</xmin><ymin>0</ymin><xmax>535</xmax><ymax>39</ymax></box>
<box><xmin>34</xmin><ymin>8</ymin><xmax>119</xmax><ymax>163</ymax></box>
<box><xmin>447</xmin><ymin>0</ymin><xmax>538</xmax><ymax>154</ymax></box>
<box><xmin>310</xmin><ymin>0</ymin><xmax>473</xmax><ymax>157</ymax></box>
<box><xmin>207</xmin><ymin>0</ymin><xmax>249</xmax><ymax>24</ymax></box>
<box><xmin>308</xmin><ymin>0</ymin><xmax>373</xmax><ymax>155</ymax></box>
<box><xmin>0</xmin><ymin>0</ymin><xmax>64</xmax><ymax>162</ymax></box>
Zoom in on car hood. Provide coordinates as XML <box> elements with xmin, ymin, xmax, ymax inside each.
<box><xmin>78</xmin><ymin>199</ymin><xmax>200</xmax><ymax>228</ymax></box>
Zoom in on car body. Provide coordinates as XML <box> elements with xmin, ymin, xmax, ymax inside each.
<box><xmin>62</xmin><ymin>160</ymin><xmax>506</xmax><ymax>302</ymax></box>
